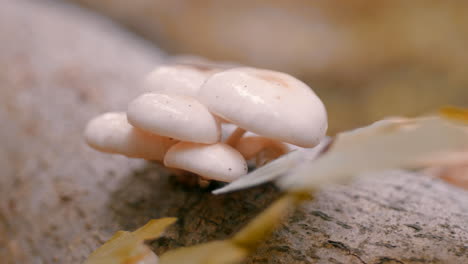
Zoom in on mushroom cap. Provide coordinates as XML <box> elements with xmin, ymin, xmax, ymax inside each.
<box><xmin>84</xmin><ymin>112</ymin><xmax>177</xmax><ymax>160</ymax></box>
<box><xmin>198</xmin><ymin>67</ymin><xmax>328</xmax><ymax>147</ymax></box>
<box><xmin>144</xmin><ymin>64</ymin><xmax>215</xmax><ymax>97</ymax></box>
<box><xmin>164</xmin><ymin>142</ymin><xmax>248</xmax><ymax>182</ymax></box>
<box><xmin>170</xmin><ymin>54</ymin><xmax>240</xmax><ymax>69</ymax></box>
<box><xmin>127</xmin><ymin>93</ymin><xmax>220</xmax><ymax>144</ymax></box>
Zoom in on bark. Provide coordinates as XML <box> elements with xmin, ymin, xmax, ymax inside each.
<box><xmin>1</xmin><ymin>1</ymin><xmax>467</xmax><ymax>264</ymax></box>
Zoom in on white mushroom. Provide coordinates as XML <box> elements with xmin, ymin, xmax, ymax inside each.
<box><xmin>84</xmin><ymin>112</ymin><xmax>177</xmax><ymax>160</ymax></box>
<box><xmin>127</xmin><ymin>93</ymin><xmax>220</xmax><ymax>144</ymax></box>
<box><xmin>144</xmin><ymin>64</ymin><xmax>216</xmax><ymax>97</ymax></box>
<box><xmin>198</xmin><ymin>67</ymin><xmax>327</xmax><ymax>148</ymax></box>
<box><xmin>164</xmin><ymin>142</ymin><xmax>248</xmax><ymax>182</ymax></box>
<box><xmin>170</xmin><ymin>54</ymin><xmax>240</xmax><ymax>70</ymax></box>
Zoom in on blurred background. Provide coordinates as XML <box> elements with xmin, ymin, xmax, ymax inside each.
<box><xmin>71</xmin><ymin>0</ymin><xmax>468</xmax><ymax>133</ymax></box>
<box><xmin>1</xmin><ymin>1</ymin><xmax>468</xmax><ymax>262</ymax></box>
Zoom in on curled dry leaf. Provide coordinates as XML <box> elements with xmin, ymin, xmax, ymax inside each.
<box><xmin>328</xmin><ymin>117</ymin><xmax>413</xmax><ymax>152</ymax></box>
<box><xmin>85</xmin><ymin>218</ymin><xmax>176</xmax><ymax>264</ymax></box>
<box><xmin>215</xmin><ymin>113</ymin><xmax>468</xmax><ymax>194</ymax></box>
<box><xmin>213</xmin><ymin>138</ymin><xmax>330</xmax><ymax>194</ymax></box>
<box><xmin>280</xmin><ymin>116</ymin><xmax>468</xmax><ymax>191</ymax></box>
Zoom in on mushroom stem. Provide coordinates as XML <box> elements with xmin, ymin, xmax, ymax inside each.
<box><xmin>225</xmin><ymin>127</ymin><xmax>246</xmax><ymax>147</ymax></box>
<box><xmin>235</xmin><ymin>136</ymin><xmax>289</xmax><ymax>167</ymax></box>
<box><xmin>254</xmin><ymin>144</ymin><xmax>289</xmax><ymax>167</ymax></box>
<box><xmin>197</xmin><ymin>177</ymin><xmax>211</xmax><ymax>188</ymax></box>
<box><xmin>171</xmin><ymin>169</ymin><xmax>212</xmax><ymax>188</ymax></box>
<box><xmin>168</xmin><ymin>169</ymin><xmax>200</xmax><ymax>187</ymax></box>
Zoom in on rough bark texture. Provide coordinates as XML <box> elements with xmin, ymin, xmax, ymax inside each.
<box><xmin>1</xmin><ymin>1</ymin><xmax>467</xmax><ymax>264</ymax></box>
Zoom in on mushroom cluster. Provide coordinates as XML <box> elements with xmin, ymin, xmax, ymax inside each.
<box><xmin>84</xmin><ymin>60</ymin><xmax>328</xmax><ymax>185</ymax></box>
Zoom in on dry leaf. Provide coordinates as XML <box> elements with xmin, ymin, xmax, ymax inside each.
<box><xmin>280</xmin><ymin>117</ymin><xmax>468</xmax><ymax>191</ymax></box>
<box><xmin>85</xmin><ymin>218</ymin><xmax>176</xmax><ymax>264</ymax></box>
<box><xmin>213</xmin><ymin>138</ymin><xmax>330</xmax><ymax>194</ymax></box>
<box><xmin>328</xmin><ymin>117</ymin><xmax>413</xmax><ymax>152</ymax></box>
<box><xmin>231</xmin><ymin>192</ymin><xmax>308</xmax><ymax>248</ymax></box>
<box><xmin>214</xmin><ymin>117</ymin><xmax>416</xmax><ymax>195</ymax></box>
<box><xmin>158</xmin><ymin>241</ymin><xmax>247</xmax><ymax>264</ymax></box>
<box><xmin>216</xmin><ymin>115</ymin><xmax>468</xmax><ymax>194</ymax></box>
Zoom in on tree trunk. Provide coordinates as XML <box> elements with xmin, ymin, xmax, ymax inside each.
<box><xmin>1</xmin><ymin>1</ymin><xmax>467</xmax><ymax>264</ymax></box>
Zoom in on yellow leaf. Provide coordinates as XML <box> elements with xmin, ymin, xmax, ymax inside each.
<box><xmin>159</xmin><ymin>241</ymin><xmax>247</xmax><ymax>264</ymax></box>
<box><xmin>440</xmin><ymin>106</ymin><xmax>468</xmax><ymax>124</ymax></box>
<box><xmin>86</xmin><ymin>231</ymin><xmax>131</xmax><ymax>259</ymax></box>
<box><xmin>85</xmin><ymin>218</ymin><xmax>176</xmax><ymax>264</ymax></box>
<box><xmin>232</xmin><ymin>192</ymin><xmax>308</xmax><ymax>249</ymax></box>
<box><xmin>133</xmin><ymin>218</ymin><xmax>178</xmax><ymax>241</ymax></box>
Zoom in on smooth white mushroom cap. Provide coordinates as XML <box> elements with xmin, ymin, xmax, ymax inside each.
<box><xmin>127</xmin><ymin>93</ymin><xmax>220</xmax><ymax>144</ymax></box>
<box><xmin>198</xmin><ymin>67</ymin><xmax>328</xmax><ymax>147</ymax></box>
<box><xmin>164</xmin><ymin>142</ymin><xmax>248</xmax><ymax>182</ymax></box>
<box><xmin>84</xmin><ymin>112</ymin><xmax>177</xmax><ymax>160</ymax></box>
<box><xmin>144</xmin><ymin>65</ymin><xmax>214</xmax><ymax>97</ymax></box>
